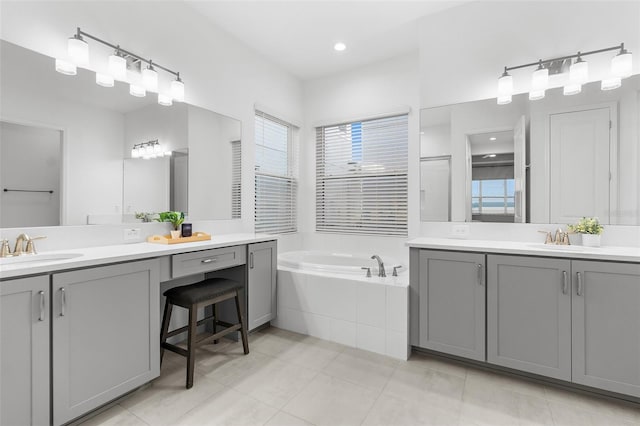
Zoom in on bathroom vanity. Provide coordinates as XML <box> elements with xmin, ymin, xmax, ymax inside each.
<box><xmin>408</xmin><ymin>238</ymin><xmax>640</xmax><ymax>400</ymax></box>
<box><xmin>0</xmin><ymin>233</ymin><xmax>277</xmax><ymax>426</ymax></box>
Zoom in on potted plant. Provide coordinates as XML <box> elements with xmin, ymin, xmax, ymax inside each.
<box><xmin>568</xmin><ymin>217</ymin><xmax>604</xmax><ymax>247</ymax></box>
<box><xmin>156</xmin><ymin>211</ymin><xmax>185</xmax><ymax>239</ymax></box>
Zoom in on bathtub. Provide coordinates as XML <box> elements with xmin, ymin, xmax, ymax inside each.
<box><xmin>274</xmin><ymin>250</ymin><xmax>409</xmax><ymax>360</ymax></box>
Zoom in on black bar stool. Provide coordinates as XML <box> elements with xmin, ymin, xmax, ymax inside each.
<box><xmin>160</xmin><ymin>278</ymin><xmax>249</xmax><ymax>389</ymax></box>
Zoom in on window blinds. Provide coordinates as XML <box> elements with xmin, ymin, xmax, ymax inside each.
<box><xmin>316</xmin><ymin>114</ymin><xmax>408</xmax><ymax>236</ymax></box>
<box><xmin>231</xmin><ymin>140</ymin><xmax>241</xmax><ymax>219</ymax></box>
<box><xmin>255</xmin><ymin>111</ymin><xmax>297</xmax><ymax>234</ymax></box>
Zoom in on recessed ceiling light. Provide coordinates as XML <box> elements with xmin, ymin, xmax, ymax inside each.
<box><xmin>489</xmin><ymin>137</ymin><xmax>497</xmax><ymax>141</ymax></box>
<box><xmin>483</xmin><ymin>154</ymin><xmax>497</xmax><ymax>158</ymax></box>
<box><xmin>334</xmin><ymin>42</ymin><xmax>346</xmax><ymax>52</ymax></box>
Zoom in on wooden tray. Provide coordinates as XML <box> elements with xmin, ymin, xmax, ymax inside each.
<box><xmin>147</xmin><ymin>232</ymin><xmax>211</xmax><ymax>245</ymax></box>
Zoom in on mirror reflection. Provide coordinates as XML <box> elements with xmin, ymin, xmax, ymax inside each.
<box><xmin>420</xmin><ymin>75</ymin><xmax>640</xmax><ymax>225</ymax></box>
<box><xmin>0</xmin><ymin>40</ymin><xmax>241</xmax><ymax>228</ymax></box>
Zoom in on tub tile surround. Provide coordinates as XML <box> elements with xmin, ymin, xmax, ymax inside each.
<box><xmin>274</xmin><ymin>267</ymin><xmax>409</xmax><ymax>360</ymax></box>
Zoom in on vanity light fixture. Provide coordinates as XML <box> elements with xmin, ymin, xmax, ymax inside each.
<box><xmin>56</xmin><ymin>27</ymin><xmax>184</xmax><ymax>104</ymax></box>
<box><xmin>131</xmin><ymin>140</ymin><xmax>171</xmax><ymax>159</ymax></box>
<box><xmin>496</xmin><ymin>42</ymin><xmax>633</xmax><ymax>105</ymax></box>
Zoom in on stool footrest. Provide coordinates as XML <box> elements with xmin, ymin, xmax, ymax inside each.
<box><xmin>161</xmin><ymin>342</ymin><xmax>188</xmax><ymax>357</ymax></box>
<box><xmin>165</xmin><ymin>313</ymin><xmax>218</xmax><ymax>339</ymax></box>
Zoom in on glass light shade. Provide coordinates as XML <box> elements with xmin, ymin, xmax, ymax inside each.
<box><xmin>55</xmin><ymin>58</ymin><xmax>77</xmax><ymax>75</ymax></box>
<box><xmin>108</xmin><ymin>54</ymin><xmax>127</xmax><ymax>80</ymax></box>
<box><xmin>142</xmin><ymin>67</ymin><xmax>158</xmax><ymax>92</ymax></box>
<box><xmin>145</xmin><ymin>145</ymin><xmax>154</xmax><ymax>155</ymax></box>
<box><xmin>611</xmin><ymin>51</ymin><xmax>633</xmax><ymax>78</ymax></box>
<box><xmin>68</xmin><ymin>36</ymin><xmax>89</xmax><ymax>66</ymax></box>
<box><xmin>529</xmin><ymin>89</ymin><xmax>545</xmax><ymax>101</ymax></box>
<box><xmin>158</xmin><ymin>93</ymin><xmax>173</xmax><ymax>106</ymax></box>
<box><xmin>96</xmin><ymin>73</ymin><xmax>114</xmax><ymax>88</ymax></box>
<box><xmin>153</xmin><ymin>143</ymin><xmax>162</xmax><ymax>154</ymax></box>
<box><xmin>497</xmin><ymin>94</ymin><xmax>512</xmax><ymax>105</ymax></box>
<box><xmin>531</xmin><ymin>67</ymin><xmax>549</xmax><ymax>90</ymax></box>
<box><xmin>563</xmin><ymin>83</ymin><xmax>582</xmax><ymax>96</ymax></box>
<box><xmin>131</xmin><ymin>147</ymin><xmax>140</xmax><ymax>158</ymax></box>
<box><xmin>570</xmin><ymin>59</ymin><xmax>589</xmax><ymax>84</ymax></box>
<box><xmin>171</xmin><ymin>79</ymin><xmax>185</xmax><ymax>102</ymax></box>
<box><xmin>129</xmin><ymin>84</ymin><xmax>146</xmax><ymax>97</ymax></box>
<box><xmin>497</xmin><ymin>73</ymin><xmax>513</xmax><ymax>97</ymax></box>
<box><xmin>601</xmin><ymin>77</ymin><xmax>622</xmax><ymax>91</ymax></box>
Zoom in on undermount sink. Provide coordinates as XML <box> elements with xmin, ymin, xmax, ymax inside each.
<box><xmin>527</xmin><ymin>243</ymin><xmax>591</xmax><ymax>251</ymax></box>
<box><xmin>0</xmin><ymin>252</ymin><xmax>83</xmax><ymax>266</ymax></box>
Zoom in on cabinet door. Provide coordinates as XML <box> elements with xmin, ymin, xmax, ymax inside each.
<box><xmin>52</xmin><ymin>260</ymin><xmax>160</xmax><ymax>426</ymax></box>
<box><xmin>572</xmin><ymin>260</ymin><xmax>640</xmax><ymax>397</ymax></box>
<box><xmin>248</xmin><ymin>241</ymin><xmax>277</xmax><ymax>331</ymax></box>
<box><xmin>1</xmin><ymin>275</ymin><xmax>50</xmax><ymax>426</ymax></box>
<box><xmin>418</xmin><ymin>250</ymin><xmax>485</xmax><ymax>361</ymax></box>
<box><xmin>487</xmin><ymin>255</ymin><xmax>571</xmax><ymax>380</ymax></box>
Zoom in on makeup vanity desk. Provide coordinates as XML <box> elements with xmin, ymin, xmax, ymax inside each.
<box><xmin>0</xmin><ymin>233</ymin><xmax>277</xmax><ymax>426</ymax></box>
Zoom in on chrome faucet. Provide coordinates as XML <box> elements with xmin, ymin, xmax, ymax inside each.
<box><xmin>371</xmin><ymin>255</ymin><xmax>386</xmax><ymax>277</ymax></box>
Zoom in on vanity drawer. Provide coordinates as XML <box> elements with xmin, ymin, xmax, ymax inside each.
<box><xmin>172</xmin><ymin>246</ymin><xmax>246</xmax><ymax>278</ymax></box>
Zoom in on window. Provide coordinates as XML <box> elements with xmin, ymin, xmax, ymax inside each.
<box><xmin>254</xmin><ymin>111</ymin><xmax>297</xmax><ymax>233</ymax></box>
<box><xmin>316</xmin><ymin>114</ymin><xmax>408</xmax><ymax>236</ymax></box>
<box><xmin>471</xmin><ymin>179</ymin><xmax>515</xmax><ymax>215</ymax></box>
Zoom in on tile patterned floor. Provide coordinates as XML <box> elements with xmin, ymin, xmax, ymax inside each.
<box><xmin>81</xmin><ymin>327</ymin><xmax>640</xmax><ymax>426</ymax></box>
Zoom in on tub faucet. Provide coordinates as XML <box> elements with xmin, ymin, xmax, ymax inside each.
<box><xmin>371</xmin><ymin>255</ymin><xmax>386</xmax><ymax>277</ymax></box>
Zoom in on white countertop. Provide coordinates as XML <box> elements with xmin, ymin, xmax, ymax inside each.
<box><xmin>0</xmin><ymin>233</ymin><xmax>276</xmax><ymax>280</ymax></box>
<box><xmin>407</xmin><ymin>237</ymin><xmax>640</xmax><ymax>263</ymax></box>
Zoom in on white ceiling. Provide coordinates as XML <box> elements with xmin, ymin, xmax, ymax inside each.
<box><xmin>186</xmin><ymin>1</ymin><xmax>467</xmax><ymax>81</ymax></box>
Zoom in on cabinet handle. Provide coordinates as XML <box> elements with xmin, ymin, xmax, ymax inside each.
<box><xmin>576</xmin><ymin>272</ymin><xmax>583</xmax><ymax>296</ymax></box>
<box><xmin>476</xmin><ymin>264</ymin><xmax>483</xmax><ymax>286</ymax></box>
<box><xmin>249</xmin><ymin>252</ymin><xmax>254</xmax><ymax>269</ymax></box>
<box><xmin>39</xmin><ymin>291</ymin><xmax>45</xmax><ymax>321</ymax></box>
<box><xmin>60</xmin><ymin>287</ymin><xmax>66</xmax><ymax>317</ymax></box>
<box><xmin>201</xmin><ymin>258</ymin><xmax>216</xmax><ymax>264</ymax></box>
<box><xmin>562</xmin><ymin>271</ymin><xmax>568</xmax><ymax>295</ymax></box>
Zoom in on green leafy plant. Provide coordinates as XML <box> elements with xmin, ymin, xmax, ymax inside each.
<box><xmin>155</xmin><ymin>211</ymin><xmax>185</xmax><ymax>231</ymax></box>
<box><xmin>568</xmin><ymin>217</ymin><xmax>604</xmax><ymax>235</ymax></box>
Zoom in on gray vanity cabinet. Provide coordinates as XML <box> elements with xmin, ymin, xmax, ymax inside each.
<box><xmin>248</xmin><ymin>240</ymin><xmax>277</xmax><ymax>331</ymax></box>
<box><xmin>572</xmin><ymin>260</ymin><xmax>640</xmax><ymax>398</ymax></box>
<box><xmin>0</xmin><ymin>275</ymin><xmax>50</xmax><ymax>426</ymax></box>
<box><xmin>417</xmin><ymin>250</ymin><xmax>486</xmax><ymax>361</ymax></box>
<box><xmin>51</xmin><ymin>260</ymin><xmax>160</xmax><ymax>426</ymax></box>
<box><xmin>487</xmin><ymin>255</ymin><xmax>572</xmax><ymax>380</ymax></box>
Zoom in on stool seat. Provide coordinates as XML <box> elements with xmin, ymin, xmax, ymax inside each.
<box><xmin>164</xmin><ymin>278</ymin><xmax>242</xmax><ymax>306</ymax></box>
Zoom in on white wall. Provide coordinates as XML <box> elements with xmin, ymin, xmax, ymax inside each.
<box><xmin>419</xmin><ymin>1</ymin><xmax>640</xmax><ymax>108</ymax></box>
<box><xmin>0</xmin><ymin>0</ymin><xmax>303</xmax><ymax>234</ymax></box>
<box><xmin>299</xmin><ymin>53</ymin><xmax>420</xmax><ymax>263</ymax></box>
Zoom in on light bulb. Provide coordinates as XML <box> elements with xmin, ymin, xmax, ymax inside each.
<box><xmin>497</xmin><ymin>94</ymin><xmax>512</xmax><ymax>105</ymax></box>
<box><xmin>108</xmin><ymin>53</ymin><xmax>127</xmax><ymax>81</ymax></box>
<box><xmin>142</xmin><ymin>65</ymin><xmax>158</xmax><ymax>92</ymax></box>
<box><xmin>129</xmin><ymin>84</ymin><xmax>146</xmax><ymax>97</ymax></box>
<box><xmin>67</xmin><ymin>35</ymin><xmax>89</xmax><ymax>66</ymax></box>
<box><xmin>171</xmin><ymin>77</ymin><xmax>185</xmax><ymax>102</ymax></box>
<box><xmin>55</xmin><ymin>58</ymin><xmax>77</xmax><ymax>75</ymax></box>
<box><xmin>563</xmin><ymin>84</ymin><xmax>581</xmax><ymax>96</ymax></box>
<box><xmin>531</xmin><ymin>62</ymin><xmax>548</xmax><ymax>90</ymax></box>
<box><xmin>96</xmin><ymin>73</ymin><xmax>114</xmax><ymax>88</ymax></box>
<box><xmin>570</xmin><ymin>57</ymin><xmax>588</xmax><ymax>84</ymax></box>
<box><xmin>158</xmin><ymin>93</ymin><xmax>173</xmax><ymax>106</ymax></box>
<box><xmin>611</xmin><ymin>49</ymin><xmax>633</xmax><ymax>78</ymax></box>
<box><xmin>497</xmin><ymin>70</ymin><xmax>513</xmax><ymax>97</ymax></box>
<box><xmin>529</xmin><ymin>89</ymin><xmax>545</xmax><ymax>101</ymax></box>
<box><xmin>601</xmin><ymin>77</ymin><xmax>621</xmax><ymax>91</ymax></box>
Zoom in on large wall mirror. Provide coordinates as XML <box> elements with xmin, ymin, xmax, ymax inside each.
<box><xmin>0</xmin><ymin>40</ymin><xmax>241</xmax><ymax>228</ymax></box>
<box><xmin>420</xmin><ymin>75</ymin><xmax>640</xmax><ymax>225</ymax></box>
